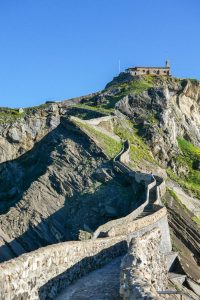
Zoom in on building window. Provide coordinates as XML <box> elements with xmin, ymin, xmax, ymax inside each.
<box><xmin>143</xmin><ymin>70</ymin><xmax>145</xmax><ymax>73</ymax></box>
<box><xmin>164</xmin><ymin>70</ymin><xmax>166</xmax><ymax>73</ymax></box>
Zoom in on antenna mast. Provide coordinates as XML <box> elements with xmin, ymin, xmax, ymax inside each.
<box><xmin>118</xmin><ymin>59</ymin><xmax>121</xmax><ymax>74</ymax></box>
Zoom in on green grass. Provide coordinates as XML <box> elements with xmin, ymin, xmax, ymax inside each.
<box><xmin>106</xmin><ymin>74</ymin><xmax>153</xmax><ymax>93</ymax></box>
<box><xmin>167</xmin><ymin>188</ymin><xmax>200</xmax><ymax>227</ymax></box>
<box><xmin>167</xmin><ymin>187</ymin><xmax>188</xmax><ymax>211</ymax></box>
<box><xmin>167</xmin><ymin>187</ymin><xmax>180</xmax><ymax>202</ymax></box>
<box><xmin>106</xmin><ymin>76</ymin><xmax>153</xmax><ymax>101</ymax></box>
<box><xmin>192</xmin><ymin>216</ymin><xmax>200</xmax><ymax>226</ymax></box>
<box><xmin>178</xmin><ymin>138</ymin><xmax>200</xmax><ymax>159</ymax></box>
<box><xmin>73</xmin><ymin>76</ymin><xmax>154</xmax><ymax>114</ymax></box>
<box><xmin>0</xmin><ymin>104</ymin><xmax>50</xmax><ymax>124</ymax></box>
<box><xmin>24</xmin><ymin>104</ymin><xmax>49</xmax><ymax>115</ymax></box>
<box><xmin>67</xmin><ymin>107</ymin><xmax>105</xmax><ymax>120</ymax></box>
<box><xmin>72</xmin><ymin>104</ymin><xmax>112</xmax><ymax>115</ymax></box>
<box><xmin>113</xmin><ymin>119</ymin><xmax>154</xmax><ymax>164</ymax></box>
<box><xmin>122</xmin><ymin>75</ymin><xmax>153</xmax><ymax>95</ymax></box>
<box><xmin>71</xmin><ymin>118</ymin><xmax>122</xmax><ymax>158</ymax></box>
<box><xmin>0</xmin><ymin>107</ymin><xmax>24</xmax><ymax>124</ymax></box>
<box><xmin>167</xmin><ymin>138</ymin><xmax>200</xmax><ymax>199</ymax></box>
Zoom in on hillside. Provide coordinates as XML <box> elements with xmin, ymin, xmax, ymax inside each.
<box><xmin>0</xmin><ymin>73</ymin><xmax>199</xmax><ymax>285</ymax></box>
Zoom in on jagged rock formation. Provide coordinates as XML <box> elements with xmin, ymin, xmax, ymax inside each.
<box><xmin>0</xmin><ymin>73</ymin><xmax>200</xmax><ymax>299</ymax></box>
<box><xmin>112</xmin><ymin>77</ymin><xmax>200</xmax><ymax>167</ymax></box>
<box><xmin>0</xmin><ymin>117</ymin><xmax>143</xmax><ymax>262</ymax></box>
<box><xmin>0</xmin><ymin>137</ymin><xmax>197</xmax><ymax>300</ymax></box>
<box><xmin>0</xmin><ymin>139</ymin><xmax>172</xmax><ymax>300</ymax></box>
<box><xmin>0</xmin><ymin>104</ymin><xmax>60</xmax><ymax>163</ymax></box>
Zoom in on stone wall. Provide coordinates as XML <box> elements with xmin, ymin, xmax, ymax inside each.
<box><xmin>0</xmin><ymin>236</ymin><xmax>127</xmax><ymax>300</ymax></box>
<box><xmin>0</xmin><ymin>128</ymin><xmax>171</xmax><ymax>299</ymax></box>
<box><xmin>120</xmin><ymin>228</ymin><xmax>168</xmax><ymax>300</ymax></box>
<box><xmin>154</xmin><ymin>175</ymin><xmax>166</xmax><ymax>204</ymax></box>
<box><xmin>84</xmin><ymin>115</ymin><xmax>114</xmax><ymax>126</ymax></box>
<box><xmin>93</xmin><ymin>174</ymin><xmax>154</xmax><ymax>239</ymax></box>
<box><xmin>126</xmin><ymin>67</ymin><xmax>170</xmax><ymax>76</ymax></box>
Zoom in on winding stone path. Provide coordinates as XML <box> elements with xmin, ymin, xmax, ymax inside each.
<box><xmin>56</xmin><ymin>256</ymin><xmax>123</xmax><ymax>300</ymax></box>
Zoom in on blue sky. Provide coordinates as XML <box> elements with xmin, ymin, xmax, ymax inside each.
<box><xmin>0</xmin><ymin>0</ymin><xmax>200</xmax><ymax>108</ymax></box>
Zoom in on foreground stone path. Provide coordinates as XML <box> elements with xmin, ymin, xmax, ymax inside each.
<box><xmin>56</xmin><ymin>256</ymin><xmax>122</xmax><ymax>300</ymax></box>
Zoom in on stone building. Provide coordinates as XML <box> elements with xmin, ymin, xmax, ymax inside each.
<box><xmin>126</xmin><ymin>60</ymin><xmax>171</xmax><ymax>76</ymax></box>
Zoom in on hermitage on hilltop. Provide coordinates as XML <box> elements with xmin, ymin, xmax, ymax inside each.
<box><xmin>126</xmin><ymin>60</ymin><xmax>171</xmax><ymax>76</ymax></box>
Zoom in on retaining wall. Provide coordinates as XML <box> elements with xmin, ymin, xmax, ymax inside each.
<box><xmin>0</xmin><ymin>122</ymin><xmax>171</xmax><ymax>300</ymax></box>
<box><xmin>108</xmin><ymin>207</ymin><xmax>171</xmax><ymax>253</ymax></box>
<box><xmin>84</xmin><ymin>115</ymin><xmax>114</xmax><ymax>125</ymax></box>
<box><xmin>0</xmin><ymin>236</ymin><xmax>127</xmax><ymax>300</ymax></box>
<box><xmin>120</xmin><ymin>228</ymin><xmax>168</xmax><ymax>300</ymax></box>
<box><xmin>93</xmin><ymin>141</ymin><xmax>165</xmax><ymax>239</ymax></box>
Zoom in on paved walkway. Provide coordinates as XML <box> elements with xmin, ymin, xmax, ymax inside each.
<box><xmin>56</xmin><ymin>256</ymin><xmax>122</xmax><ymax>300</ymax></box>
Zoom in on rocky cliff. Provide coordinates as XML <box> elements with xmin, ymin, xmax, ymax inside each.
<box><xmin>0</xmin><ymin>74</ymin><xmax>200</xmax><ymax>285</ymax></box>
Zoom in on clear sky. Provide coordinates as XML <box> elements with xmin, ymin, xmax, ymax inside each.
<box><xmin>0</xmin><ymin>0</ymin><xmax>200</xmax><ymax>108</ymax></box>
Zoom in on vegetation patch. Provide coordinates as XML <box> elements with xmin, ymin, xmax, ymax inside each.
<box><xmin>0</xmin><ymin>104</ymin><xmax>51</xmax><ymax>124</ymax></box>
<box><xmin>192</xmin><ymin>216</ymin><xmax>200</xmax><ymax>226</ymax></box>
<box><xmin>71</xmin><ymin>118</ymin><xmax>122</xmax><ymax>158</ymax></box>
<box><xmin>167</xmin><ymin>187</ymin><xmax>188</xmax><ymax>212</ymax></box>
<box><xmin>0</xmin><ymin>107</ymin><xmax>24</xmax><ymax>124</ymax></box>
<box><xmin>113</xmin><ymin>119</ymin><xmax>154</xmax><ymax>165</ymax></box>
<box><xmin>72</xmin><ymin>103</ymin><xmax>112</xmax><ymax>115</ymax></box>
<box><xmin>120</xmin><ymin>75</ymin><xmax>153</xmax><ymax>95</ymax></box>
<box><xmin>67</xmin><ymin>107</ymin><xmax>105</xmax><ymax>120</ymax></box>
<box><xmin>167</xmin><ymin>138</ymin><xmax>200</xmax><ymax>199</ymax></box>
<box><xmin>73</xmin><ymin>76</ymin><xmax>154</xmax><ymax>113</ymax></box>
<box><xmin>24</xmin><ymin>104</ymin><xmax>49</xmax><ymax>115</ymax></box>
<box><xmin>106</xmin><ymin>75</ymin><xmax>153</xmax><ymax>92</ymax></box>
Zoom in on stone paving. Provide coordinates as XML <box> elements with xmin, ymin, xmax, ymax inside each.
<box><xmin>56</xmin><ymin>256</ymin><xmax>122</xmax><ymax>300</ymax></box>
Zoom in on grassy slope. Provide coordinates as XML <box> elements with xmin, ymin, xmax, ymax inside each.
<box><xmin>73</xmin><ymin>76</ymin><xmax>154</xmax><ymax>115</ymax></box>
<box><xmin>113</xmin><ymin>119</ymin><xmax>154</xmax><ymax>166</ymax></box>
<box><xmin>71</xmin><ymin>77</ymin><xmax>154</xmax><ymax>166</ymax></box>
<box><xmin>72</xmin><ymin>77</ymin><xmax>200</xmax><ymax>199</ymax></box>
<box><xmin>0</xmin><ymin>104</ymin><xmax>49</xmax><ymax>124</ymax></box>
<box><xmin>71</xmin><ymin>118</ymin><xmax>122</xmax><ymax>158</ymax></box>
<box><xmin>0</xmin><ymin>108</ymin><xmax>24</xmax><ymax>124</ymax></box>
<box><xmin>167</xmin><ymin>138</ymin><xmax>200</xmax><ymax>199</ymax></box>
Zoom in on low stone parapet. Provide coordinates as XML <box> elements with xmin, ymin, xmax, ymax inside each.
<box><xmin>0</xmin><ymin>236</ymin><xmax>127</xmax><ymax>300</ymax></box>
<box><xmin>0</xmin><ymin>127</ymin><xmax>171</xmax><ymax>300</ymax></box>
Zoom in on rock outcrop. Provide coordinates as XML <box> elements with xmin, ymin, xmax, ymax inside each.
<box><xmin>120</xmin><ymin>228</ymin><xmax>168</xmax><ymax>299</ymax></box>
<box><xmin>0</xmin><ymin>117</ymin><xmax>142</xmax><ymax>262</ymax></box>
<box><xmin>0</xmin><ymin>73</ymin><xmax>200</xmax><ymax>299</ymax></box>
<box><xmin>115</xmin><ymin>77</ymin><xmax>200</xmax><ymax>167</ymax></box>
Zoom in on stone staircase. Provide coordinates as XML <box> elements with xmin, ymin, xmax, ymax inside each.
<box><xmin>134</xmin><ymin>206</ymin><xmax>157</xmax><ymax>220</ymax></box>
<box><xmin>54</xmin><ymin>139</ymin><xmax>183</xmax><ymax>300</ymax></box>
<box><xmin>0</xmin><ymin>116</ymin><xmax>197</xmax><ymax>300</ymax></box>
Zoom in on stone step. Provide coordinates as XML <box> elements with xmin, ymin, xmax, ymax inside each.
<box><xmin>56</xmin><ymin>256</ymin><xmax>122</xmax><ymax>300</ymax></box>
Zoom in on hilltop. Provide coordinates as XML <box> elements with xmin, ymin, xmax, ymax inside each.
<box><xmin>0</xmin><ymin>73</ymin><xmax>199</xmax><ymax>287</ymax></box>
